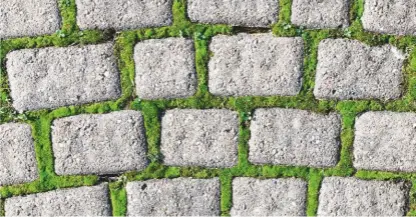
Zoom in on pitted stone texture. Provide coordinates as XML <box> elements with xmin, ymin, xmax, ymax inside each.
<box><xmin>161</xmin><ymin>109</ymin><xmax>238</xmax><ymax>168</ymax></box>
<box><xmin>5</xmin><ymin>184</ymin><xmax>111</xmax><ymax>216</ymax></box>
<box><xmin>52</xmin><ymin>111</ymin><xmax>147</xmax><ymax>175</ymax></box>
<box><xmin>318</xmin><ymin>177</ymin><xmax>409</xmax><ymax>216</ymax></box>
<box><xmin>291</xmin><ymin>0</ymin><xmax>350</xmax><ymax>29</ymax></box>
<box><xmin>6</xmin><ymin>43</ymin><xmax>121</xmax><ymax>112</ymax></box>
<box><xmin>314</xmin><ymin>39</ymin><xmax>405</xmax><ymax>100</ymax></box>
<box><xmin>134</xmin><ymin>38</ymin><xmax>197</xmax><ymax>99</ymax></box>
<box><xmin>249</xmin><ymin>108</ymin><xmax>341</xmax><ymax>168</ymax></box>
<box><xmin>0</xmin><ymin>0</ymin><xmax>60</xmax><ymax>38</ymax></box>
<box><xmin>0</xmin><ymin>123</ymin><xmax>37</xmax><ymax>186</ymax></box>
<box><xmin>362</xmin><ymin>0</ymin><xmax>416</xmax><ymax>36</ymax></box>
<box><xmin>231</xmin><ymin>178</ymin><xmax>307</xmax><ymax>216</ymax></box>
<box><xmin>209</xmin><ymin>34</ymin><xmax>303</xmax><ymax>97</ymax></box>
<box><xmin>76</xmin><ymin>0</ymin><xmax>173</xmax><ymax>30</ymax></box>
<box><xmin>126</xmin><ymin>178</ymin><xmax>220</xmax><ymax>216</ymax></box>
<box><xmin>187</xmin><ymin>0</ymin><xmax>278</xmax><ymax>27</ymax></box>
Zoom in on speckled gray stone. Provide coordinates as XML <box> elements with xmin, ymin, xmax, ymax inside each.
<box><xmin>318</xmin><ymin>177</ymin><xmax>409</xmax><ymax>216</ymax></box>
<box><xmin>314</xmin><ymin>39</ymin><xmax>405</xmax><ymax>100</ymax></box>
<box><xmin>52</xmin><ymin>110</ymin><xmax>147</xmax><ymax>175</ymax></box>
<box><xmin>76</xmin><ymin>0</ymin><xmax>173</xmax><ymax>30</ymax></box>
<box><xmin>161</xmin><ymin>109</ymin><xmax>238</xmax><ymax>168</ymax></box>
<box><xmin>249</xmin><ymin>108</ymin><xmax>341</xmax><ymax>168</ymax></box>
<box><xmin>0</xmin><ymin>0</ymin><xmax>60</xmax><ymax>38</ymax></box>
<box><xmin>126</xmin><ymin>178</ymin><xmax>220</xmax><ymax>216</ymax></box>
<box><xmin>6</xmin><ymin>43</ymin><xmax>121</xmax><ymax>112</ymax></box>
<box><xmin>209</xmin><ymin>34</ymin><xmax>304</xmax><ymax>97</ymax></box>
<box><xmin>362</xmin><ymin>0</ymin><xmax>416</xmax><ymax>36</ymax></box>
<box><xmin>0</xmin><ymin>123</ymin><xmax>37</xmax><ymax>186</ymax></box>
<box><xmin>231</xmin><ymin>177</ymin><xmax>307</xmax><ymax>216</ymax></box>
<box><xmin>134</xmin><ymin>38</ymin><xmax>197</xmax><ymax>99</ymax></box>
<box><xmin>5</xmin><ymin>184</ymin><xmax>111</xmax><ymax>216</ymax></box>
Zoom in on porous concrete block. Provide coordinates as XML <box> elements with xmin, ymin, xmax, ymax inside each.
<box><xmin>209</xmin><ymin>34</ymin><xmax>304</xmax><ymax>97</ymax></box>
<box><xmin>231</xmin><ymin>177</ymin><xmax>307</xmax><ymax>216</ymax></box>
<box><xmin>161</xmin><ymin>109</ymin><xmax>238</xmax><ymax>168</ymax></box>
<box><xmin>6</xmin><ymin>43</ymin><xmax>121</xmax><ymax>112</ymax></box>
<box><xmin>318</xmin><ymin>177</ymin><xmax>409</xmax><ymax>216</ymax></box>
<box><xmin>76</xmin><ymin>0</ymin><xmax>173</xmax><ymax>30</ymax></box>
<box><xmin>187</xmin><ymin>0</ymin><xmax>278</xmax><ymax>27</ymax></box>
<box><xmin>249</xmin><ymin>108</ymin><xmax>341</xmax><ymax>167</ymax></box>
<box><xmin>134</xmin><ymin>38</ymin><xmax>197</xmax><ymax>99</ymax></box>
<box><xmin>126</xmin><ymin>178</ymin><xmax>220</xmax><ymax>216</ymax></box>
<box><xmin>5</xmin><ymin>184</ymin><xmax>111</xmax><ymax>216</ymax></box>
<box><xmin>52</xmin><ymin>110</ymin><xmax>147</xmax><ymax>175</ymax></box>
<box><xmin>314</xmin><ymin>39</ymin><xmax>405</xmax><ymax>100</ymax></box>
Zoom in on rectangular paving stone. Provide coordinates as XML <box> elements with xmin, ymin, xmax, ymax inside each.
<box><xmin>6</xmin><ymin>43</ymin><xmax>121</xmax><ymax>112</ymax></box>
<box><xmin>187</xmin><ymin>0</ymin><xmax>278</xmax><ymax>27</ymax></box>
<box><xmin>231</xmin><ymin>177</ymin><xmax>307</xmax><ymax>216</ymax></box>
<box><xmin>318</xmin><ymin>177</ymin><xmax>409</xmax><ymax>216</ymax></box>
<box><xmin>5</xmin><ymin>184</ymin><xmax>111</xmax><ymax>216</ymax></box>
<box><xmin>52</xmin><ymin>110</ymin><xmax>147</xmax><ymax>175</ymax></box>
<box><xmin>314</xmin><ymin>39</ymin><xmax>405</xmax><ymax>100</ymax></box>
<box><xmin>76</xmin><ymin>0</ymin><xmax>173</xmax><ymax>30</ymax></box>
<box><xmin>161</xmin><ymin>109</ymin><xmax>238</xmax><ymax>168</ymax></box>
<box><xmin>126</xmin><ymin>178</ymin><xmax>220</xmax><ymax>216</ymax></box>
<box><xmin>249</xmin><ymin>108</ymin><xmax>341</xmax><ymax>168</ymax></box>
<box><xmin>209</xmin><ymin>34</ymin><xmax>303</xmax><ymax>97</ymax></box>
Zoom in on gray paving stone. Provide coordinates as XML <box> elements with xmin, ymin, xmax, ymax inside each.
<box><xmin>76</xmin><ymin>0</ymin><xmax>173</xmax><ymax>30</ymax></box>
<box><xmin>5</xmin><ymin>184</ymin><xmax>111</xmax><ymax>216</ymax></box>
<box><xmin>209</xmin><ymin>34</ymin><xmax>304</xmax><ymax>97</ymax></box>
<box><xmin>362</xmin><ymin>0</ymin><xmax>416</xmax><ymax>36</ymax></box>
<box><xmin>249</xmin><ymin>108</ymin><xmax>341</xmax><ymax>168</ymax></box>
<box><xmin>231</xmin><ymin>177</ymin><xmax>307</xmax><ymax>216</ymax></box>
<box><xmin>126</xmin><ymin>178</ymin><xmax>220</xmax><ymax>216</ymax></box>
<box><xmin>187</xmin><ymin>0</ymin><xmax>278</xmax><ymax>27</ymax></box>
<box><xmin>0</xmin><ymin>0</ymin><xmax>60</xmax><ymax>38</ymax></box>
<box><xmin>6</xmin><ymin>43</ymin><xmax>121</xmax><ymax>112</ymax></box>
<box><xmin>161</xmin><ymin>109</ymin><xmax>238</xmax><ymax>168</ymax></box>
<box><xmin>291</xmin><ymin>0</ymin><xmax>350</xmax><ymax>29</ymax></box>
<box><xmin>52</xmin><ymin>110</ymin><xmax>147</xmax><ymax>175</ymax></box>
<box><xmin>134</xmin><ymin>38</ymin><xmax>197</xmax><ymax>99</ymax></box>
<box><xmin>314</xmin><ymin>39</ymin><xmax>405</xmax><ymax>100</ymax></box>
<box><xmin>0</xmin><ymin>123</ymin><xmax>37</xmax><ymax>186</ymax></box>
<box><xmin>318</xmin><ymin>177</ymin><xmax>409</xmax><ymax>216</ymax></box>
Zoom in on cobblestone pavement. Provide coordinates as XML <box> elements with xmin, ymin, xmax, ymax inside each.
<box><xmin>1</xmin><ymin>0</ymin><xmax>416</xmax><ymax>216</ymax></box>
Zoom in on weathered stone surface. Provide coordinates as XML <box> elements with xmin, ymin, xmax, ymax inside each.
<box><xmin>231</xmin><ymin>177</ymin><xmax>307</xmax><ymax>216</ymax></box>
<box><xmin>318</xmin><ymin>177</ymin><xmax>409</xmax><ymax>216</ymax></box>
<box><xmin>314</xmin><ymin>39</ymin><xmax>405</xmax><ymax>100</ymax></box>
<box><xmin>6</xmin><ymin>43</ymin><xmax>121</xmax><ymax>112</ymax></box>
<box><xmin>52</xmin><ymin>110</ymin><xmax>147</xmax><ymax>175</ymax></box>
<box><xmin>76</xmin><ymin>0</ymin><xmax>173</xmax><ymax>30</ymax></box>
<box><xmin>209</xmin><ymin>34</ymin><xmax>303</xmax><ymax>97</ymax></box>
<box><xmin>126</xmin><ymin>178</ymin><xmax>220</xmax><ymax>216</ymax></box>
<box><xmin>5</xmin><ymin>184</ymin><xmax>111</xmax><ymax>216</ymax></box>
<box><xmin>161</xmin><ymin>109</ymin><xmax>238</xmax><ymax>168</ymax></box>
<box><xmin>249</xmin><ymin>108</ymin><xmax>341</xmax><ymax>167</ymax></box>
<box><xmin>134</xmin><ymin>38</ymin><xmax>197</xmax><ymax>99</ymax></box>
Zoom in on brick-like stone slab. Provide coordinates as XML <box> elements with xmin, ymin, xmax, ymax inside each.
<box><xmin>314</xmin><ymin>39</ymin><xmax>405</xmax><ymax>100</ymax></box>
<box><xmin>318</xmin><ymin>177</ymin><xmax>409</xmax><ymax>216</ymax></box>
<box><xmin>231</xmin><ymin>177</ymin><xmax>307</xmax><ymax>216</ymax></box>
<box><xmin>6</xmin><ymin>43</ymin><xmax>121</xmax><ymax>112</ymax></box>
<box><xmin>134</xmin><ymin>38</ymin><xmax>197</xmax><ymax>99</ymax></box>
<box><xmin>76</xmin><ymin>0</ymin><xmax>173</xmax><ymax>30</ymax></box>
<box><xmin>52</xmin><ymin>111</ymin><xmax>147</xmax><ymax>175</ymax></box>
<box><xmin>187</xmin><ymin>0</ymin><xmax>278</xmax><ymax>27</ymax></box>
<box><xmin>249</xmin><ymin>108</ymin><xmax>341</xmax><ymax>167</ymax></box>
<box><xmin>161</xmin><ymin>109</ymin><xmax>238</xmax><ymax>168</ymax></box>
<box><xmin>209</xmin><ymin>34</ymin><xmax>304</xmax><ymax>97</ymax></box>
<box><xmin>126</xmin><ymin>178</ymin><xmax>220</xmax><ymax>216</ymax></box>
<box><xmin>5</xmin><ymin>184</ymin><xmax>111</xmax><ymax>216</ymax></box>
